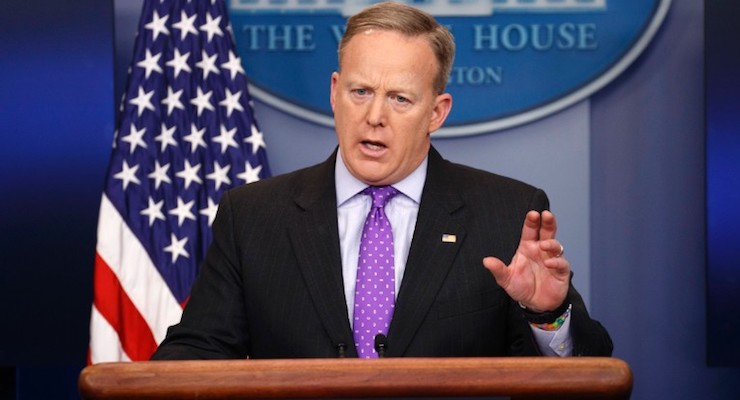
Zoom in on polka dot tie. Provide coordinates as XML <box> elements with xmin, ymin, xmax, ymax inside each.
<box><xmin>353</xmin><ymin>186</ymin><xmax>399</xmax><ymax>359</ymax></box>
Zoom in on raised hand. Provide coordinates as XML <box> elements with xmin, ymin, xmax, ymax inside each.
<box><xmin>482</xmin><ymin>210</ymin><xmax>570</xmax><ymax>313</ymax></box>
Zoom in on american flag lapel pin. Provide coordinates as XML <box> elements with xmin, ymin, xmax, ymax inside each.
<box><xmin>441</xmin><ymin>233</ymin><xmax>457</xmax><ymax>243</ymax></box>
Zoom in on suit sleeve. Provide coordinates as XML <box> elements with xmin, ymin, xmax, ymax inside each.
<box><xmin>567</xmin><ymin>283</ymin><xmax>614</xmax><ymax>356</ymax></box>
<box><xmin>151</xmin><ymin>190</ymin><xmax>250</xmax><ymax>360</ymax></box>
<box><xmin>511</xmin><ymin>189</ymin><xmax>614</xmax><ymax>357</ymax></box>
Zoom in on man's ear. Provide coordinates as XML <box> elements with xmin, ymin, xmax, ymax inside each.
<box><xmin>429</xmin><ymin>93</ymin><xmax>453</xmax><ymax>133</ymax></box>
<box><xmin>330</xmin><ymin>72</ymin><xmax>340</xmax><ymax>112</ymax></box>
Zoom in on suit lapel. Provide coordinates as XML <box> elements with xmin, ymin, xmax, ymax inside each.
<box><xmin>387</xmin><ymin>148</ymin><xmax>466</xmax><ymax>356</ymax></box>
<box><xmin>287</xmin><ymin>152</ymin><xmax>357</xmax><ymax>356</ymax></box>
<box><xmin>285</xmin><ymin>147</ymin><xmax>467</xmax><ymax>357</ymax></box>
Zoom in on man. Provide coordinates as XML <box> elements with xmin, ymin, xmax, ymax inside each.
<box><xmin>152</xmin><ymin>2</ymin><xmax>612</xmax><ymax>360</ymax></box>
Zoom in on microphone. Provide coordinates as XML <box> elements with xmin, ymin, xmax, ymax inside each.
<box><xmin>374</xmin><ymin>334</ymin><xmax>388</xmax><ymax>358</ymax></box>
<box><xmin>335</xmin><ymin>343</ymin><xmax>347</xmax><ymax>358</ymax></box>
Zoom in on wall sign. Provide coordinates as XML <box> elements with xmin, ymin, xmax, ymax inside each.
<box><xmin>229</xmin><ymin>0</ymin><xmax>670</xmax><ymax>137</ymax></box>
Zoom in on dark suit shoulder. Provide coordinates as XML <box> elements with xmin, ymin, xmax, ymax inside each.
<box><xmin>427</xmin><ymin>148</ymin><xmax>548</xmax><ymax>211</ymax></box>
<box><xmin>223</xmin><ymin>154</ymin><xmax>335</xmax><ymax>210</ymax></box>
<box><xmin>445</xmin><ymin>158</ymin><xmax>537</xmax><ymax>191</ymax></box>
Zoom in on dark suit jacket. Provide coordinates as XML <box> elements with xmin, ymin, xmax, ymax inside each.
<box><xmin>152</xmin><ymin>147</ymin><xmax>612</xmax><ymax>360</ymax></box>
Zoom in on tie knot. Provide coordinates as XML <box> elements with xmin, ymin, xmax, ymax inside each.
<box><xmin>363</xmin><ymin>186</ymin><xmax>399</xmax><ymax>209</ymax></box>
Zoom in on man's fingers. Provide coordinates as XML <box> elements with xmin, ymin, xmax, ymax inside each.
<box><xmin>539</xmin><ymin>239</ymin><xmax>564</xmax><ymax>258</ymax></box>
<box><xmin>540</xmin><ymin>239</ymin><xmax>570</xmax><ymax>276</ymax></box>
<box><xmin>520</xmin><ymin>210</ymin><xmax>541</xmax><ymax>241</ymax></box>
<box><xmin>543</xmin><ymin>255</ymin><xmax>571</xmax><ymax>277</ymax></box>
<box><xmin>538</xmin><ymin>210</ymin><xmax>558</xmax><ymax>240</ymax></box>
<box><xmin>521</xmin><ymin>211</ymin><xmax>559</xmax><ymax>242</ymax></box>
<box><xmin>482</xmin><ymin>256</ymin><xmax>509</xmax><ymax>286</ymax></box>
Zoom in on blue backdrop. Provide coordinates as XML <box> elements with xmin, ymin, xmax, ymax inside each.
<box><xmin>705</xmin><ymin>0</ymin><xmax>740</xmax><ymax>368</ymax></box>
<box><xmin>1</xmin><ymin>0</ymin><xmax>113</xmax><ymax>397</ymax></box>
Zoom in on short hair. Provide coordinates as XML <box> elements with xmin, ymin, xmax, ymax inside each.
<box><xmin>338</xmin><ymin>1</ymin><xmax>455</xmax><ymax>94</ymax></box>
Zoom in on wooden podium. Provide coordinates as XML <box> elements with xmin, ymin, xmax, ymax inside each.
<box><xmin>79</xmin><ymin>357</ymin><xmax>632</xmax><ymax>399</ymax></box>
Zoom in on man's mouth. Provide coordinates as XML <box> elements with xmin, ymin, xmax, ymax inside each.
<box><xmin>362</xmin><ymin>141</ymin><xmax>386</xmax><ymax>151</ymax></box>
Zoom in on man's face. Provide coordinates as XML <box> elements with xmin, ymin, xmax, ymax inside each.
<box><xmin>331</xmin><ymin>30</ymin><xmax>452</xmax><ymax>186</ymax></box>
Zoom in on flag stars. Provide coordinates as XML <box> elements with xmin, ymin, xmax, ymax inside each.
<box><xmin>147</xmin><ymin>160</ymin><xmax>172</xmax><ymax>189</ymax></box>
<box><xmin>190</xmin><ymin>87</ymin><xmax>215</xmax><ymax>116</ymax></box>
<box><xmin>169</xmin><ymin>196</ymin><xmax>196</xmax><ymax>226</ymax></box>
<box><xmin>136</xmin><ymin>50</ymin><xmax>162</xmax><ymax>79</ymax></box>
<box><xmin>221</xmin><ymin>51</ymin><xmax>245</xmax><ymax>80</ymax></box>
<box><xmin>172</xmin><ymin>10</ymin><xmax>197</xmax><ymax>40</ymax></box>
<box><xmin>161</xmin><ymin>87</ymin><xmax>185</xmax><ymax>116</ymax></box>
<box><xmin>213</xmin><ymin>125</ymin><xmax>239</xmax><ymax>154</ymax></box>
<box><xmin>166</xmin><ymin>48</ymin><xmax>192</xmax><ymax>79</ymax></box>
<box><xmin>175</xmin><ymin>160</ymin><xmax>203</xmax><ymax>189</ymax></box>
<box><xmin>196</xmin><ymin>50</ymin><xmax>219</xmax><ymax>80</ymax></box>
<box><xmin>140</xmin><ymin>197</ymin><xmax>165</xmax><ymax>226</ymax></box>
<box><xmin>244</xmin><ymin>124</ymin><xmax>266</xmax><ymax>155</ymax></box>
<box><xmin>163</xmin><ymin>233</ymin><xmax>189</xmax><ymax>264</ymax></box>
<box><xmin>206</xmin><ymin>161</ymin><xmax>231</xmax><ymax>190</ymax></box>
<box><xmin>118</xmin><ymin>92</ymin><xmax>126</xmax><ymax>113</ymax></box>
<box><xmin>237</xmin><ymin>161</ymin><xmax>262</xmax><ymax>184</ymax></box>
<box><xmin>199</xmin><ymin>12</ymin><xmax>223</xmax><ymax>42</ymax></box>
<box><xmin>144</xmin><ymin>10</ymin><xmax>170</xmax><ymax>41</ymax></box>
<box><xmin>113</xmin><ymin>160</ymin><xmax>141</xmax><ymax>190</ymax></box>
<box><xmin>183</xmin><ymin>123</ymin><xmax>207</xmax><ymax>153</ymax></box>
<box><xmin>129</xmin><ymin>86</ymin><xmax>156</xmax><ymax>116</ymax></box>
<box><xmin>121</xmin><ymin>124</ymin><xmax>147</xmax><ymax>154</ymax></box>
<box><xmin>219</xmin><ymin>88</ymin><xmax>244</xmax><ymax>117</ymax></box>
<box><xmin>155</xmin><ymin>123</ymin><xmax>178</xmax><ymax>152</ymax></box>
<box><xmin>199</xmin><ymin>197</ymin><xmax>219</xmax><ymax>227</ymax></box>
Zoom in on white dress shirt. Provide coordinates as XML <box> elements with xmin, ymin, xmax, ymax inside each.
<box><xmin>334</xmin><ymin>149</ymin><xmax>572</xmax><ymax>356</ymax></box>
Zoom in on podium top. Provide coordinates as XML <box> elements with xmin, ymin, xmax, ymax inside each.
<box><xmin>79</xmin><ymin>357</ymin><xmax>632</xmax><ymax>399</ymax></box>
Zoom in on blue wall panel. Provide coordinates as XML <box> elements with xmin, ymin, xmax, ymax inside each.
<box><xmin>706</xmin><ymin>0</ymin><xmax>740</xmax><ymax>368</ymax></box>
<box><xmin>591</xmin><ymin>0</ymin><xmax>740</xmax><ymax>397</ymax></box>
<box><xmin>0</xmin><ymin>0</ymin><xmax>114</xmax><ymax>397</ymax></box>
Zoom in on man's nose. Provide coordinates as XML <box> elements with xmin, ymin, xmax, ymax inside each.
<box><xmin>366</xmin><ymin>97</ymin><xmax>387</xmax><ymax>127</ymax></box>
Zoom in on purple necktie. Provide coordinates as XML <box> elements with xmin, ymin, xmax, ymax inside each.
<box><xmin>353</xmin><ymin>186</ymin><xmax>399</xmax><ymax>358</ymax></box>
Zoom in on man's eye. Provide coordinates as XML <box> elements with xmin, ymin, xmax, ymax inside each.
<box><xmin>353</xmin><ymin>89</ymin><xmax>368</xmax><ymax>96</ymax></box>
<box><xmin>392</xmin><ymin>95</ymin><xmax>409</xmax><ymax>104</ymax></box>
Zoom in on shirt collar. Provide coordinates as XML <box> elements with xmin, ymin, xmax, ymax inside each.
<box><xmin>335</xmin><ymin>149</ymin><xmax>427</xmax><ymax>207</ymax></box>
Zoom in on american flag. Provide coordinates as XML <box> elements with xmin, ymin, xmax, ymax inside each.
<box><xmin>89</xmin><ymin>0</ymin><xmax>270</xmax><ymax>363</ymax></box>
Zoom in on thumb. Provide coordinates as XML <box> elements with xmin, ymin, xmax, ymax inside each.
<box><xmin>483</xmin><ymin>256</ymin><xmax>509</xmax><ymax>287</ymax></box>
